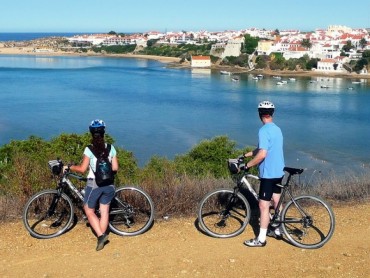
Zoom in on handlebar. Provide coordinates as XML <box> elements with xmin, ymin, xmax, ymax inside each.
<box><xmin>48</xmin><ymin>159</ymin><xmax>87</xmax><ymax>182</ymax></box>
<box><xmin>228</xmin><ymin>156</ymin><xmax>304</xmax><ymax>177</ymax></box>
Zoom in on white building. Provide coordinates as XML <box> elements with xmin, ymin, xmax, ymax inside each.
<box><xmin>316</xmin><ymin>57</ymin><xmax>348</xmax><ymax>72</ymax></box>
<box><xmin>191</xmin><ymin>56</ymin><xmax>211</xmax><ymax>68</ymax></box>
<box><xmin>221</xmin><ymin>36</ymin><xmax>244</xmax><ymax>58</ymax></box>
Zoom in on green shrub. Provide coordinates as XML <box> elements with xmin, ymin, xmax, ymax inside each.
<box><xmin>174</xmin><ymin>136</ymin><xmax>248</xmax><ymax>178</ymax></box>
<box><xmin>1</xmin><ymin>133</ymin><xmax>367</xmax><ymax>221</ymax></box>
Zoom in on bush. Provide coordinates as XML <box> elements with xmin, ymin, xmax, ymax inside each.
<box><xmin>0</xmin><ymin>134</ymin><xmax>368</xmax><ymax>221</ymax></box>
<box><xmin>174</xmin><ymin>136</ymin><xmax>242</xmax><ymax>178</ymax></box>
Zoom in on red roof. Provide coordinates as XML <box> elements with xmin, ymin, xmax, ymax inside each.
<box><xmin>192</xmin><ymin>56</ymin><xmax>210</xmax><ymax>60</ymax></box>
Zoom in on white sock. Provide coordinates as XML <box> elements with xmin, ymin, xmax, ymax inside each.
<box><xmin>258</xmin><ymin>228</ymin><xmax>267</xmax><ymax>242</ymax></box>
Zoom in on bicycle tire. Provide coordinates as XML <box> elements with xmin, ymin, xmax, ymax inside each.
<box><xmin>22</xmin><ymin>189</ymin><xmax>74</xmax><ymax>239</ymax></box>
<box><xmin>198</xmin><ymin>188</ymin><xmax>251</xmax><ymax>238</ymax></box>
<box><xmin>109</xmin><ymin>186</ymin><xmax>155</xmax><ymax>236</ymax></box>
<box><xmin>281</xmin><ymin>195</ymin><xmax>335</xmax><ymax>249</ymax></box>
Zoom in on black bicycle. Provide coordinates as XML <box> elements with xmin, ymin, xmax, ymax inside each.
<box><xmin>23</xmin><ymin>159</ymin><xmax>155</xmax><ymax>239</ymax></box>
<box><xmin>197</xmin><ymin>157</ymin><xmax>335</xmax><ymax>249</ymax></box>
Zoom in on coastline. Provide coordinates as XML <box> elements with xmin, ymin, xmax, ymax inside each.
<box><xmin>0</xmin><ymin>46</ymin><xmax>181</xmax><ymax>64</ymax></box>
<box><xmin>0</xmin><ymin>46</ymin><xmax>369</xmax><ymax>79</ymax></box>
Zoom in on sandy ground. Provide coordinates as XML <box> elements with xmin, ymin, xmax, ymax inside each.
<box><xmin>0</xmin><ymin>202</ymin><xmax>369</xmax><ymax>278</ymax></box>
<box><xmin>0</xmin><ymin>46</ymin><xmax>181</xmax><ymax>63</ymax></box>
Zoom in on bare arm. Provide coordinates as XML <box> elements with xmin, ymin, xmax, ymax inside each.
<box><xmin>244</xmin><ymin>148</ymin><xmax>259</xmax><ymax>158</ymax></box>
<box><xmin>245</xmin><ymin>148</ymin><xmax>267</xmax><ymax>168</ymax></box>
<box><xmin>69</xmin><ymin>155</ymin><xmax>90</xmax><ymax>174</ymax></box>
<box><xmin>111</xmin><ymin>155</ymin><xmax>118</xmax><ymax>172</ymax></box>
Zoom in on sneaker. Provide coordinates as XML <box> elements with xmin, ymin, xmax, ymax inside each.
<box><xmin>267</xmin><ymin>227</ymin><xmax>283</xmax><ymax>240</ymax></box>
<box><xmin>96</xmin><ymin>233</ymin><xmax>109</xmax><ymax>251</ymax></box>
<box><xmin>244</xmin><ymin>238</ymin><xmax>266</xmax><ymax>247</ymax></box>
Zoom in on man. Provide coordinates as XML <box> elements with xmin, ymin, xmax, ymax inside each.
<box><xmin>243</xmin><ymin>100</ymin><xmax>285</xmax><ymax>247</ymax></box>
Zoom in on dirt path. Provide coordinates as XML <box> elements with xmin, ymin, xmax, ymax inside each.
<box><xmin>0</xmin><ymin>202</ymin><xmax>369</xmax><ymax>278</ymax></box>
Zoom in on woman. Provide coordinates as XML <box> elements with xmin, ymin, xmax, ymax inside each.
<box><xmin>66</xmin><ymin>119</ymin><xmax>118</xmax><ymax>251</ymax></box>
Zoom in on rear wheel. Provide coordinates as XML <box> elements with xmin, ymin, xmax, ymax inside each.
<box><xmin>198</xmin><ymin>188</ymin><xmax>251</xmax><ymax>238</ymax></box>
<box><xmin>281</xmin><ymin>195</ymin><xmax>335</xmax><ymax>249</ymax></box>
<box><xmin>22</xmin><ymin>189</ymin><xmax>74</xmax><ymax>239</ymax></box>
<box><xmin>109</xmin><ymin>186</ymin><xmax>155</xmax><ymax>236</ymax></box>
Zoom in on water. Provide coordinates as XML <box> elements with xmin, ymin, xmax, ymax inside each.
<box><xmin>0</xmin><ymin>55</ymin><xmax>369</xmax><ymax>175</ymax></box>
<box><xmin>0</xmin><ymin>32</ymin><xmax>87</xmax><ymax>41</ymax></box>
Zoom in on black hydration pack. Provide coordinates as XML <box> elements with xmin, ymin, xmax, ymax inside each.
<box><xmin>88</xmin><ymin>144</ymin><xmax>114</xmax><ymax>187</ymax></box>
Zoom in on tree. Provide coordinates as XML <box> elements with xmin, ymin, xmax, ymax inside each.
<box><xmin>359</xmin><ymin>38</ymin><xmax>367</xmax><ymax>49</ymax></box>
<box><xmin>255</xmin><ymin>55</ymin><xmax>269</xmax><ymax>69</ymax></box>
<box><xmin>301</xmin><ymin>39</ymin><xmax>312</xmax><ymax>49</ymax></box>
<box><xmin>353</xmin><ymin>58</ymin><xmax>368</xmax><ymax>73</ymax></box>
<box><xmin>242</xmin><ymin>34</ymin><xmax>259</xmax><ymax>55</ymax></box>
<box><xmin>342</xmin><ymin>40</ymin><xmax>354</xmax><ymax>52</ymax></box>
<box><xmin>306</xmin><ymin>58</ymin><xmax>319</xmax><ymax>70</ymax></box>
<box><xmin>363</xmin><ymin>50</ymin><xmax>370</xmax><ymax>59</ymax></box>
<box><xmin>146</xmin><ymin>39</ymin><xmax>159</xmax><ymax>47</ymax></box>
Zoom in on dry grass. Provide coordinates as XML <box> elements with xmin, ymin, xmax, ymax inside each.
<box><xmin>0</xmin><ymin>169</ymin><xmax>369</xmax><ymax>222</ymax></box>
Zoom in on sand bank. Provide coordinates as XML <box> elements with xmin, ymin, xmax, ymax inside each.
<box><xmin>0</xmin><ymin>46</ymin><xmax>181</xmax><ymax>64</ymax></box>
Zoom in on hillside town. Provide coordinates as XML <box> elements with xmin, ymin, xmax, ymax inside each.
<box><xmin>1</xmin><ymin>25</ymin><xmax>369</xmax><ymax>75</ymax></box>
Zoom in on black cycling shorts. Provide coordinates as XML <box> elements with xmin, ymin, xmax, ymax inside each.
<box><xmin>259</xmin><ymin>177</ymin><xmax>283</xmax><ymax>201</ymax></box>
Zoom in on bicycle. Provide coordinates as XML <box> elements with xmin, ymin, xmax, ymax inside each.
<box><xmin>197</xmin><ymin>157</ymin><xmax>335</xmax><ymax>249</ymax></box>
<box><xmin>23</xmin><ymin>159</ymin><xmax>155</xmax><ymax>239</ymax></box>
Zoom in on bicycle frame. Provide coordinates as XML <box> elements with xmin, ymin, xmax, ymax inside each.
<box><xmin>59</xmin><ymin>173</ymin><xmax>86</xmax><ymax>201</ymax></box>
<box><xmin>239</xmin><ymin>170</ymin><xmax>307</xmax><ymax>227</ymax></box>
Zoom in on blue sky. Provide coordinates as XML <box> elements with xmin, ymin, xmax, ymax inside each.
<box><xmin>0</xmin><ymin>0</ymin><xmax>369</xmax><ymax>33</ymax></box>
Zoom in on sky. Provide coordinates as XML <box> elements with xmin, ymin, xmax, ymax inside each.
<box><xmin>0</xmin><ymin>0</ymin><xmax>369</xmax><ymax>33</ymax></box>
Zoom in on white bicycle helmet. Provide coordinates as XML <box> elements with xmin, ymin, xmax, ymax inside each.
<box><xmin>258</xmin><ymin>100</ymin><xmax>275</xmax><ymax>116</ymax></box>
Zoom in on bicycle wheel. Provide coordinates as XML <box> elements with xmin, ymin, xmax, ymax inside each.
<box><xmin>281</xmin><ymin>195</ymin><xmax>335</xmax><ymax>249</ymax></box>
<box><xmin>109</xmin><ymin>186</ymin><xmax>155</xmax><ymax>236</ymax></box>
<box><xmin>198</xmin><ymin>188</ymin><xmax>251</xmax><ymax>238</ymax></box>
<box><xmin>22</xmin><ymin>189</ymin><xmax>74</xmax><ymax>239</ymax></box>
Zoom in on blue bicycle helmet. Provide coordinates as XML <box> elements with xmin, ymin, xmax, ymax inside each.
<box><xmin>89</xmin><ymin>119</ymin><xmax>106</xmax><ymax>135</ymax></box>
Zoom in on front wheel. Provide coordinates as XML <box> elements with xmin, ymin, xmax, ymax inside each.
<box><xmin>22</xmin><ymin>189</ymin><xmax>74</xmax><ymax>239</ymax></box>
<box><xmin>109</xmin><ymin>186</ymin><xmax>155</xmax><ymax>236</ymax></box>
<box><xmin>281</xmin><ymin>195</ymin><xmax>335</xmax><ymax>249</ymax></box>
<box><xmin>198</xmin><ymin>188</ymin><xmax>251</xmax><ymax>238</ymax></box>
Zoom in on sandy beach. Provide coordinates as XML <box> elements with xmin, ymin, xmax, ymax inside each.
<box><xmin>0</xmin><ymin>46</ymin><xmax>181</xmax><ymax>63</ymax></box>
<box><xmin>0</xmin><ymin>45</ymin><xmax>369</xmax><ymax>79</ymax></box>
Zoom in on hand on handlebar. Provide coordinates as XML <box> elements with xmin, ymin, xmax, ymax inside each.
<box><xmin>63</xmin><ymin>165</ymin><xmax>71</xmax><ymax>173</ymax></box>
<box><xmin>237</xmin><ymin>155</ymin><xmax>245</xmax><ymax>163</ymax></box>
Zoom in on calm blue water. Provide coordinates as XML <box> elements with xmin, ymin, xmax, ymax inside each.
<box><xmin>0</xmin><ymin>55</ymin><xmax>369</xmax><ymax>176</ymax></box>
<box><xmin>0</xmin><ymin>33</ymin><xmax>86</xmax><ymax>41</ymax></box>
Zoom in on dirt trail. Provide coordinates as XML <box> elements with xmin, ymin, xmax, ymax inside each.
<box><xmin>0</xmin><ymin>202</ymin><xmax>369</xmax><ymax>278</ymax></box>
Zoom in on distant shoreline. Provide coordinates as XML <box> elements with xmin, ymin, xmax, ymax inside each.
<box><xmin>0</xmin><ymin>46</ymin><xmax>369</xmax><ymax>79</ymax></box>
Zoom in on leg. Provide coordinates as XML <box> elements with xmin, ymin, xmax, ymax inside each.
<box><xmin>84</xmin><ymin>205</ymin><xmax>104</xmax><ymax>237</ymax></box>
<box><xmin>244</xmin><ymin>179</ymin><xmax>274</xmax><ymax>247</ymax></box>
<box><xmin>259</xmin><ymin>199</ymin><xmax>271</xmax><ymax>230</ymax></box>
<box><xmin>272</xmin><ymin>192</ymin><xmax>282</xmax><ymax>210</ymax></box>
<box><xmin>98</xmin><ymin>203</ymin><xmax>110</xmax><ymax>234</ymax></box>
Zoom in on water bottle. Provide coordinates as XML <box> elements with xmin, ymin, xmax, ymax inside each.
<box><xmin>81</xmin><ymin>189</ymin><xmax>85</xmax><ymax>196</ymax></box>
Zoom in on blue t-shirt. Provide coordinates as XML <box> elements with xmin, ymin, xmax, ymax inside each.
<box><xmin>258</xmin><ymin>122</ymin><xmax>285</xmax><ymax>178</ymax></box>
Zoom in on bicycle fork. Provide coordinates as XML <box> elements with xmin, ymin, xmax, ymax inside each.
<box><xmin>48</xmin><ymin>190</ymin><xmax>67</xmax><ymax>228</ymax></box>
<box><xmin>215</xmin><ymin>188</ymin><xmax>242</xmax><ymax>228</ymax></box>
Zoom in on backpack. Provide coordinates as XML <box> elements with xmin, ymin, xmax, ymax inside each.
<box><xmin>88</xmin><ymin>144</ymin><xmax>114</xmax><ymax>187</ymax></box>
